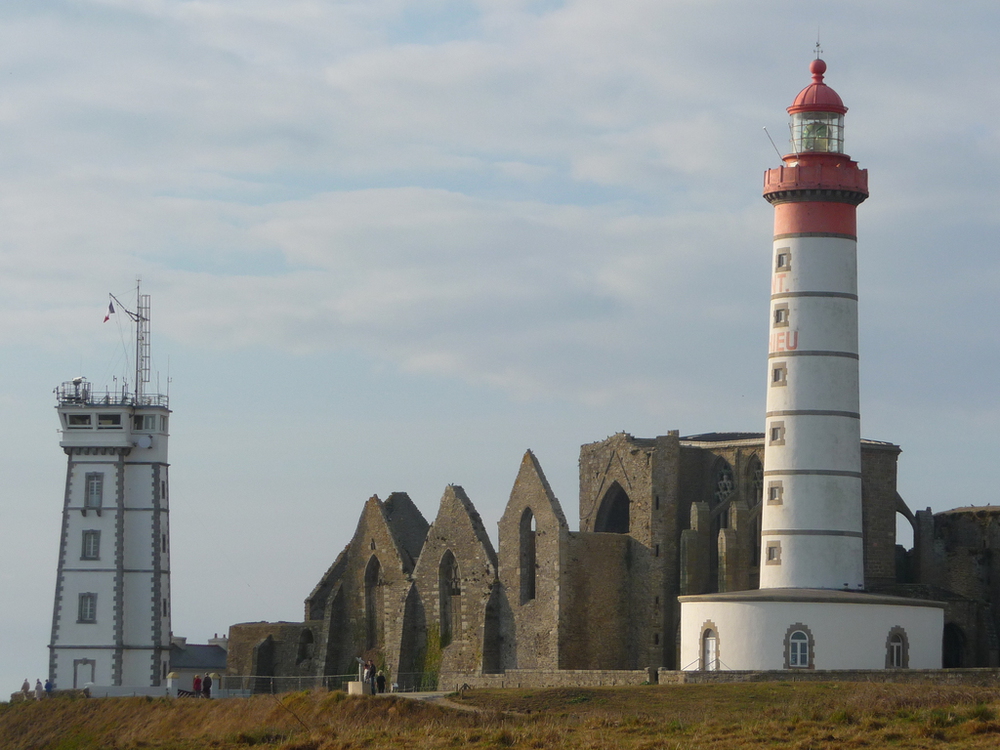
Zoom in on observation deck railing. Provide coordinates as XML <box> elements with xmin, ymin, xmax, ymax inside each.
<box><xmin>55</xmin><ymin>380</ymin><xmax>168</xmax><ymax>408</ymax></box>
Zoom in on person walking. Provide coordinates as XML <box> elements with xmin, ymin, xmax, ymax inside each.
<box><xmin>20</xmin><ymin>679</ymin><xmax>29</xmax><ymax>700</ymax></box>
<box><xmin>193</xmin><ymin>674</ymin><xmax>202</xmax><ymax>696</ymax></box>
<box><xmin>375</xmin><ymin>671</ymin><xmax>386</xmax><ymax>694</ymax></box>
<box><xmin>44</xmin><ymin>679</ymin><xmax>53</xmax><ymax>698</ymax></box>
<box><xmin>202</xmin><ymin>673</ymin><xmax>213</xmax><ymax>699</ymax></box>
<box><xmin>34</xmin><ymin>680</ymin><xmax>44</xmax><ymax>701</ymax></box>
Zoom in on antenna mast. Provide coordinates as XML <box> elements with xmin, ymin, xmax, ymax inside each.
<box><xmin>109</xmin><ymin>278</ymin><xmax>152</xmax><ymax>405</ymax></box>
<box><xmin>135</xmin><ymin>279</ymin><xmax>151</xmax><ymax>404</ymax></box>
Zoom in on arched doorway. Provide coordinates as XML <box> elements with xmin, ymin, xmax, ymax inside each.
<box><xmin>702</xmin><ymin>629</ymin><xmax>719</xmax><ymax>671</ymax></box>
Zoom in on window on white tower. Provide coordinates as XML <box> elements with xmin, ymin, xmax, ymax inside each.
<box><xmin>81</xmin><ymin>530</ymin><xmax>100</xmax><ymax>560</ymax></box>
<box><xmin>766</xmin><ymin>542</ymin><xmax>781</xmax><ymax>564</ymax></box>
<box><xmin>67</xmin><ymin>414</ymin><xmax>92</xmax><ymax>429</ymax></box>
<box><xmin>84</xmin><ymin>473</ymin><xmax>103</xmax><ymax>511</ymax></box>
<box><xmin>78</xmin><ymin>593</ymin><xmax>97</xmax><ymax>623</ymax></box>
<box><xmin>775</xmin><ymin>249</ymin><xmax>792</xmax><ymax>271</ymax></box>
<box><xmin>133</xmin><ymin>414</ymin><xmax>157</xmax><ymax>431</ymax></box>
<box><xmin>767</xmin><ymin>482</ymin><xmax>784</xmax><ymax>505</ymax></box>
<box><xmin>96</xmin><ymin>413</ymin><xmax>122</xmax><ymax>429</ymax></box>
<box><xmin>771</xmin><ymin>363</ymin><xmax>787</xmax><ymax>386</ymax></box>
<box><xmin>773</xmin><ymin>304</ymin><xmax>790</xmax><ymax>328</ymax></box>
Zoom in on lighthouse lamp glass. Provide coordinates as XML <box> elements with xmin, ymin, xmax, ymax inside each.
<box><xmin>790</xmin><ymin>112</ymin><xmax>844</xmax><ymax>154</ymax></box>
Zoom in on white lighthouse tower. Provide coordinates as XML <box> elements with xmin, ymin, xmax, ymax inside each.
<box><xmin>759</xmin><ymin>57</ymin><xmax>866</xmax><ymax>590</ymax></box>
<box><xmin>678</xmin><ymin>59</ymin><xmax>943</xmax><ymax>672</ymax></box>
<box><xmin>49</xmin><ymin>287</ymin><xmax>172</xmax><ymax>689</ymax></box>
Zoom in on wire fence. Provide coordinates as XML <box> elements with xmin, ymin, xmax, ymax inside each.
<box><xmin>218</xmin><ymin>671</ymin><xmax>476</xmax><ymax>696</ymax></box>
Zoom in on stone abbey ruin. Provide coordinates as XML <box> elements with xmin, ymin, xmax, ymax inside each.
<box><xmin>227</xmin><ymin>430</ymin><xmax>1000</xmax><ymax>683</ymax></box>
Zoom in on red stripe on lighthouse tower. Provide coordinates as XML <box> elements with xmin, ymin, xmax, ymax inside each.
<box><xmin>773</xmin><ymin>201</ymin><xmax>857</xmax><ymax>238</ymax></box>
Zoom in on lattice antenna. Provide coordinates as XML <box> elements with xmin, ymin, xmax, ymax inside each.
<box><xmin>108</xmin><ymin>277</ymin><xmax>151</xmax><ymax>404</ymax></box>
<box><xmin>135</xmin><ymin>280</ymin><xmax>151</xmax><ymax>403</ymax></box>
<box><xmin>815</xmin><ymin>26</ymin><xmax>823</xmax><ymax>58</ymax></box>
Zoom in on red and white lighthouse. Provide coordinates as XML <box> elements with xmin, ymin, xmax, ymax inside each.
<box><xmin>759</xmin><ymin>58</ymin><xmax>869</xmax><ymax>590</ymax></box>
<box><xmin>678</xmin><ymin>59</ymin><xmax>942</xmax><ymax>672</ymax></box>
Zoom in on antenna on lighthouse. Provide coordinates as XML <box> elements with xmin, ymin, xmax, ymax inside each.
<box><xmin>763</xmin><ymin>127</ymin><xmax>784</xmax><ymax>161</ymax></box>
<box><xmin>108</xmin><ymin>278</ymin><xmax>152</xmax><ymax>405</ymax></box>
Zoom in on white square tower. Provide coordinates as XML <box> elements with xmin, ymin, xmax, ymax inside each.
<box><xmin>48</xmin><ymin>290</ymin><xmax>171</xmax><ymax>689</ymax></box>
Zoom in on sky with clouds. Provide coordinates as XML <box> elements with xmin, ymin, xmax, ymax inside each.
<box><xmin>1</xmin><ymin>0</ymin><xmax>999</xmax><ymax>690</ymax></box>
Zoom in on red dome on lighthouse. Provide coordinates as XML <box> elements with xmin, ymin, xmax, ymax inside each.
<box><xmin>787</xmin><ymin>59</ymin><xmax>847</xmax><ymax>115</ymax></box>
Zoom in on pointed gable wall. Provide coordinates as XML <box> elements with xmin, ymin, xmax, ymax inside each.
<box><xmin>411</xmin><ymin>485</ymin><xmax>499</xmax><ymax>676</ymax></box>
<box><xmin>308</xmin><ymin>493</ymin><xmax>427</xmax><ymax>678</ymax></box>
<box><xmin>498</xmin><ymin>450</ymin><xmax>568</xmax><ymax>669</ymax></box>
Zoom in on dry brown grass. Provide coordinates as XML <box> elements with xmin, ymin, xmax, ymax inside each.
<box><xmin>2</xmin><ymin>682</ymin><xmax>1000</xmax><ymax>749</ymax></box>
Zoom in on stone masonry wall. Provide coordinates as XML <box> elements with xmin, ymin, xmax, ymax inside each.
<box><xmin>457</xmin><ymin>668</ymin><xmax>655</xmax><ymax>691</ymax></box>
<box><xmin>227</xmin><ymin>621</ymin><xmax>321</xmax><ymax>677</ymax></box>
<box><xmin>307</xmin><ymin>494</ymin><xmax>427</xmax><ymax>680</ymax></box>
<box><xmin>560</xmin><ymin>532</ymin><xmax>633</xmax><ymax>669</ymax></box>
<box><xmin>578</xmin><ymin>432</ymin><xmax>682</xmax><ymax>669</ymax></box>
<box><xmin>498</xmin><ymin>452</ymin><xmax>567</xmax><ymax>671</ymax></box>
<box><xmin>658</xmin><ymin>668</ymin><xmax>1000</xmax><ymax>686</ymax></box>
<box><xmin>412</xmin><ymin>485</ymin><xmax>498</xmax><ymax>676</ymax></box>
<box><xmin>861</xmin><ymin>442</ymin><xmax>903</xmax><ymax>587</ymax></box>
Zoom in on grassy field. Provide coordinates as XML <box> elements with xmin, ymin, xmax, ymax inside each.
<box><xmin>2</xmin><ymin>682</ymin><xmax>1000</xmax><ymax>749</ymax></box>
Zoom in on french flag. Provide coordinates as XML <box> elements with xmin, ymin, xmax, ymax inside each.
<box><xmin>103</xmin><ymin>301</ymin><xmax>115</xmax><ymax>323</ymax></box>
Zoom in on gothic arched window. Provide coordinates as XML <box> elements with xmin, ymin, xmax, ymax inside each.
<box><xmin>713</xmin><ymin>462</ymin><xmax>735</xmax><ymax>507</ymax></box>
<box><xmin>439</xmin><ymin>550</ymin><xmax>461</xmax><ymax>647</ymax></box>
<box><xmin>595</xmin><ymin>482</ymin><xmax>630</xmax><ymax>534</ymax></box>
<box><xmin>519</xmin><ymin>508</ymin><xmax>536</xmax><ymax>604</ymax></box>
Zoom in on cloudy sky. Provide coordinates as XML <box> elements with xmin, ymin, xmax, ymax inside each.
<box><xmin>1</xmin><ymin>0</ymin><xmax>998</xmax><ymax>691</ymax></box>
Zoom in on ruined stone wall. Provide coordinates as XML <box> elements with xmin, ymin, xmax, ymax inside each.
<box><xmin>497</xmin><ymin>452</ymin><xmax>567</xmax><ymax>671</ymax></box>
<box><xmin>457</xmin><ymin>668</ymin><xmax>654</xmax><ymax>691</ymax></box>
<box><xmin>226</xmin><ymin>621</ymin><xmax>321</xmax><ymax>677</ymax></box>
<box><xmin>652</xmin><ymin>434</ymin><xmax>682</xmax><ymax>669</ymax></box>
<box><xmin>578</xmin><ymin>432</ymin><xmax>681</xmax><ymax>669</ymax></box>
<box><xmin>861</xmin><ymin>442</ymin><xmax>903</xmax><ymax>587</ymax></box>
<box><xmin>676</xmin><ymin>439</ymin><xmax>764</xmax><ymax>596</ymax></box>
<box><xmin>230</xmin><ymin>426</ymin><xmax>1000</xmax><ymax>680</ymax></box>
<box><xmin>914</xmin><ymin>508</ymin><xmax>1000</xmax><ymax>667</ymax></box>
<box><xmin>412</xmin><ymin>485</ymin><xmax>498</xmax><ymax>676</ymax></box>
<box><xmin>560</xmin><ymin>532</ymin><xmax>633</xmax><ymax>669</ymax></box>
<box><xmin>306</xmin><ymin>494</ymin><xmax>427</xmax><ymax>680</ymax></box>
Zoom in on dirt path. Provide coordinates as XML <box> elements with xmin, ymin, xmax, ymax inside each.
<box><xmin>389</xmin><ymin>691</ymin><xmax>486</xmax><ymax>713</ymax></box>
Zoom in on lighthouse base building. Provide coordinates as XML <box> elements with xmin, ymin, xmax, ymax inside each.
<box><xmin>679</xmin><ymin>591</ymin><xmax>942</xmax><ymax>671</ymax></box>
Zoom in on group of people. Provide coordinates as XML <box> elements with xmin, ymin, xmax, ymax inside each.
<box><xmin>20</xmin><ymin>679</ymin><xmax>52</xmax><ymax>700</ymax></box>
<box><xmin>191</xmin><ymin>673</ymin><xmax>213</xmax><ymax>698</ymax></box>
<box><xmin>362</xmin><ymin>660</ymin><xmax>386</xmax><ymax>694</ymax></box>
